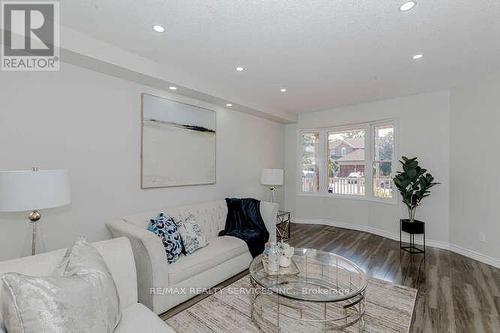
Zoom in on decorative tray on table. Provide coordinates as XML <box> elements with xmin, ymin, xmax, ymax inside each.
<box><xmin>261</xmin><ymin>255</ymin><xmax>300</xmax><ymax>276</ymax></box>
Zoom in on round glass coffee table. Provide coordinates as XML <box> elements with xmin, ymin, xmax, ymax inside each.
<box><xmin>249</xmin><ymin>248</ymin><xmax>367</xmax><ymax>332</ymax></box>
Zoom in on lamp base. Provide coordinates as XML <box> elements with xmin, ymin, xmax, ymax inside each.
<box><xmin>268</xmin><ymin>187</ymin><xmax>276</xmax><ymax>203</ymax></box>
<box><xmin>23</xmin><ymin>212</ymin><xmax>46</xmax><ymax>256</ymax></box>
<box><xmin>29</xmin><ymin>210</ymin><xmax>41</xmax><ymax>222</ymax></box>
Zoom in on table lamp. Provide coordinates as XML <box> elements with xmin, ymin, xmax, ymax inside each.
<box><xmin>0</xmin><ymin>168</ymin><xmax>71</xmax><ymax>255</ymax></box>
<box><xmin>261</xmin><ymin>169</ymin><xmax>284</xmax><ymax>203</ymax></box>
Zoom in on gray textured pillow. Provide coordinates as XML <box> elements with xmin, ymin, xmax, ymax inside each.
<box><xmin>1</xmin><ymin>240</ymin><xmax>121</xmax><ymax>333</ymax></box>
<box><xmin>176</xmin><ymin>214</ymin><xmax>208</xmax><ymax>254</ymax></box>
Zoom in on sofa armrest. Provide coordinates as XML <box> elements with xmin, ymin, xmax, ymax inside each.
<box><xmin>106</xmin><ymin>220</ymin><xmax>168</xmax><ymax>312</ymax></box>
<box><xmin>260</xmin><ymin>201</ymin><xmax>279</xmax><ymax>243</ymax></box>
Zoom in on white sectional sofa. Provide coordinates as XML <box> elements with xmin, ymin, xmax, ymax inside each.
<box><xmin>0</xmin><ymin>237</ymin><xmax>174</xmax><ymax>333</ymax></box>
<box><xmin>107</xmin><ymin>199</ymin><xmax>278</xmax><ymax>315</ymax></box>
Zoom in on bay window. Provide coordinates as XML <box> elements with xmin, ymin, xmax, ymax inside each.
<box><xmin>298</xmin><ymin>120</ymin><xmax>396</xmax><ymax>202</ymax></box>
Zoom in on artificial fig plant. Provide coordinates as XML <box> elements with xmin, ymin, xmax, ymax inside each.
<box><xmin>393</xmin><ymin>156</ymin><xmax>439</xmax><ymax>223</ymax></box>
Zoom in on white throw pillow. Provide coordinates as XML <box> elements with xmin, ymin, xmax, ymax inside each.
<box><xmin>176</xmin><ymin>214</ymin><xmax>208</xmax><ymax>255</ymax></box>
<box><xmin>1</xmin><ymin>240</ymin><xmax>121</xmax><ymax>333</ymax></box>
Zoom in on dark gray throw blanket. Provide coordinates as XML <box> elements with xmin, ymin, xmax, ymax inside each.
<box><xmin>218</xmin><ymin>198</ymin><xmax>269</xmax><ymax>257</ymax></box>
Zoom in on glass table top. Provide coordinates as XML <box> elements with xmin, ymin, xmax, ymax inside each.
<box><xmin>249</xmin><ymin>248</ymin><xmax>368</xmax><ymax>302</ymax></box>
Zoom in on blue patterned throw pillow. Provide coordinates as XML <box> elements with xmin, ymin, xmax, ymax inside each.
<box><xmin>147</xmin><ymin>213</ymin><xmax>183</xmax><ymax>264</ymax></box>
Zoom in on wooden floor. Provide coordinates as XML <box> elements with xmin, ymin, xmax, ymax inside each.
<box><xmin>162</xmin><ymin>223</ymin><xmax>500</xmax><ymax>333</ymax></box>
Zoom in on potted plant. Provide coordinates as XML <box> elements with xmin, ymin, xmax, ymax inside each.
<box><xmin>393</xmin><ymin>156</ymin><xmax>439</xmax><ymax>223</ymax></box>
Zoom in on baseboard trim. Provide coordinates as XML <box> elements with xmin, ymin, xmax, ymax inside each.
<box><xmin>448</xmin><ymin>244</ymin><xmax>500</xmax><ymax>269</ymax></box>
<box><xmin>295</xmin><ymin>218</ymin><xmax>500</xmax><ymax>269</ymax></box>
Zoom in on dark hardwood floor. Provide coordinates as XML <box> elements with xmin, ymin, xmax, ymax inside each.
<box><xmin>290</xmin><ymin>223</ymin><xmax>500</xmax><ymax>333</ymax></box>
<box><xmin>162</xmin><ymin>223</ymin><xmax>500</xmax><ymax>333</ymax></box>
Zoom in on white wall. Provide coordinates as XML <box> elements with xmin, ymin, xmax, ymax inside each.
<box><xmin>284</xmin><ymin>91</ymin><xmax>451</xmax><ymax>246</ymax></box>
<box><xmin>0</xmin><ymin>64</ymin><xmax>284</xmax><ymax>260</ymax></box>
<box><xmin>450</xmin><ymin>75</ymin><xmax>500</xmax><ymax>263</ymax></box>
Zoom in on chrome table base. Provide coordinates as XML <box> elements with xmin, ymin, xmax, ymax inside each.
<box><xmin>250</xmin><ymin>278</ymin><xmax>366</xmax><ymax>332</ymax></box>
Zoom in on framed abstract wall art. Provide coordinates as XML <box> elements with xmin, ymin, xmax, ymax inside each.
<box><xmin>141</xmin><ymin>93</ymin><xmax>216</xmax><ymax>188</ymax></box>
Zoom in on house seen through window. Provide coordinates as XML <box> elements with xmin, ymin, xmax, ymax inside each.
<box><xmin>328</xmin><ymin>129</ymin><xmax>366</xmax><ymax>196</ymax></box>
<box><xmin>299</xmin><ymin>121</ymin><xmax>395</xmax><ymax>200</ymax></box>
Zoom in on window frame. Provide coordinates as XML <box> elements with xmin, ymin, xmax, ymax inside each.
<box><xmin>372</xmin><ymin>122</ymin><xmax>396</xmax><ymax>200</ymax></box>
<box><xmin>327</xmin><ymin>126</ymin><xmax>368</xmax><ymax>197</ymax></box>
<box><xmin>297</xmin><ymin>131</ymin><xmax>322</xmax><ymax>193</ymax></box>
<box><xmin>297</xmin><ymin>119</ymin><xmax>398</xmax><ymax>204</ymax></box>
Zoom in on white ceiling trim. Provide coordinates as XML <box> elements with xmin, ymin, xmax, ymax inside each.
<box><xmin>59</xmin><ymin>26</ymin><xmax>297</xmax><ymax>124</ymax></box>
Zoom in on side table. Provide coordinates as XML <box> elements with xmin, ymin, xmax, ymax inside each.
<box><xmin>276</xmin><ymin>210</ymin><xmax>291</xmax><ymax>242</ymax></box>
<box><xmin>400</xmin><ymin>219</ymin><xmax>425</xmax><ymax>254</ymax></box>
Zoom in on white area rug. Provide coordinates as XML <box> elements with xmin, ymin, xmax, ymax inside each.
<box><xmin>166</xmin><ymin>275</ymin><xmax>417</xmax><ymax>332</ymax></box>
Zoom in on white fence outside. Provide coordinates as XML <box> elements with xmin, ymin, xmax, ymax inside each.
<box><xmin>329</xmin><ymin>177</ymin><xmax>365</xmax><ymax>195</ymax></box>
<box><xmin>301</xmin><ymin>177</ymin><xmax>393</xmax><ymax>198</ymax></box>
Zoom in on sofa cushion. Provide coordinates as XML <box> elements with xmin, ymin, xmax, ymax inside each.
<box><xmin>167</xmin><ymin>236</ymin><xmax>247</xmax><ymax>285</ymax></box>
<box><xmin>147</xmin><ymin>213</ymin><xmax>183</xmax><ymax>264</ymax></box>
<box><xmin>0</xmin><ymin>238</ymin><xmax>137</xmax><ymax>312</ymax></box>
<box><xmin>115</xmin><ymin>303</ymin><xmax>175</xmax><ymax>333</ymax></box>
<box><xmin>1</xmin><ymin>240</ymin><xmax>121</xmax><ymax>333</ymax></box>
<box><xmin>176</xmin><ymin>214</ymin><xmax>208</xmax><ymax>255</ymax></box>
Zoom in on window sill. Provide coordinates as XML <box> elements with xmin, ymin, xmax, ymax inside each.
<box><xmin>296</xmin><ymin>192</ymin><xmax>398</xmax><ymax>205</ymax></box>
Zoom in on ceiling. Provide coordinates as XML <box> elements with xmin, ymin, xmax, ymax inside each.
<box><xmin>61</xmin><ymin>0</ymin><xmax>500</xmax><ymax>115</ymax></box>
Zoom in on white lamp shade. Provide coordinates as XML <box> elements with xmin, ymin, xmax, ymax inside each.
<box><xmin>261</xmin><ymin>169</ymin><xmax>284</xmax><ymax>186</ymax></box>
<box><xmin>0</xmin><ymin>169</ymin><xmax>71</xmax><ymax>212</ymax></box>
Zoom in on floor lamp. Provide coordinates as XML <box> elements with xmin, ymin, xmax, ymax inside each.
<box><xmin>0</xmin><ymin>168</ymin><xmax>71</xmax><ymax>255</ymax></box>
<box><xmin>261</xmin><ymin>169</ymin><xmax>284</xmax><ymax>203</ymax></box>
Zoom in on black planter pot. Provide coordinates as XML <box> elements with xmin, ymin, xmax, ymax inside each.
<box><xmin>400</xmin><ymin>219</ymin><xmax>425</xmax><ymax>254</ymax></box>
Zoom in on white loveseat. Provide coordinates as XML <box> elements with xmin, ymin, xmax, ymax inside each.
<box><xmin>0</xmin><ymin>237</ymin><xmax>174</xmax><ymax>333</ymax></box>
<box><xmin>107</xmin><ymin>199</ymin><xmax>278</xmax><ymax>315</ymax></box>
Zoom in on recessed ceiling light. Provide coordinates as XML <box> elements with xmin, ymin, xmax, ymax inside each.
<box><xmin>412</xmin><ymin>54</ymin><xmax>423</xmax><ymax>60</ymax></box>
<box><xmin>169</xmin><ymin>86</ymin><xmax>177</xmax><ymax>90</ymax></box>
<box><xmin>399</xmin><ymin>1</ymin><xmax>416</xmax><ymax>12</ymax></box>
<box><xmin>236</xmin><ymin>67</ymin><xmax>244</xmax><ymax>72</ymax></box>
<box><xmin>152</xmin><ymin>25</ymin><xmax>165</xmax><ymax>33</ymax></box>
<box><xmin>280</xmin><ymin>88</ymin><xmax>287</xmax><ymax>93</ymax></box>
<box><xmin>226</xmin><ymin>103</ymin><xmax>233</xmax><ymax>107</ymax></box>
